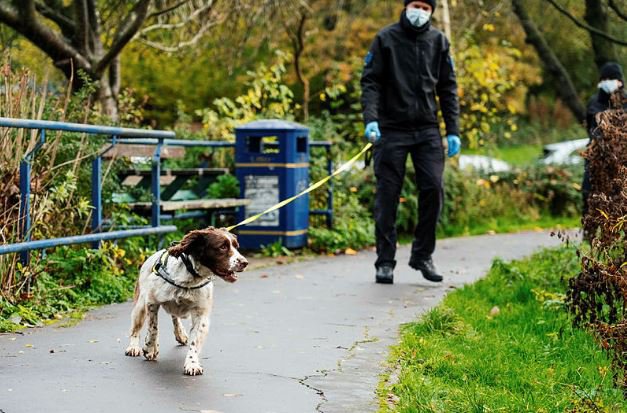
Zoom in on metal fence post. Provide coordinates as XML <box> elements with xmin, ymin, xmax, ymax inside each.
<box><xmin>327</xmin><ymin>146</ymin><xmax>334</xmax><ymax>228</ymax></box>
<box><xmin>18</xmin><ymin>159</ymin><xmax>32</xmax><ymax>266</ymax></box>
<box><xmin>151</xmin><ymin>138</ymin><xmax>163</xmax><ymax>228</ymax></box>
<box><xmin>91</xmin><ymin>154</ymin><xmax>102</xmax><ymax>249</ymax></box>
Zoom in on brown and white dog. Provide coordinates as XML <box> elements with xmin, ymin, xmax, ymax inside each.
<box><xmin>125</xmin><ymin>227</ymin><xmax>247</xmax><ymax>375</ymax></box>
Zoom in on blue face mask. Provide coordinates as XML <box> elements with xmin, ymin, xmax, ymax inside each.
<box><xmin>406</xmin><ymin>8</ymin><xmax>431</xmax><ymax>28</ymax></box>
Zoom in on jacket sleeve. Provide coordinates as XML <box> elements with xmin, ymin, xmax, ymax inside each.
<box><xmin>585</xmin><ymin>96</ymin><xmax>598</xmax><ymax>139</ymax></box>
<box><xmin>436</xmin><ymin>40</ymin><xmax>461</xmax><ymax>136</ymax></box>
<box><xmin>360</xmin><ymin>35</ymin><xmax>385</xmax><ymax>125</ymax></box>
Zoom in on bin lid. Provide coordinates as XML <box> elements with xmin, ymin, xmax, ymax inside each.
<box><xmin>235</xmin><ymin>119</ymin><xmax>308</xmax><ymax>132</ymax></box>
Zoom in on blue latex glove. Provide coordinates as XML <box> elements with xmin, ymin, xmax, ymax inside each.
<box><xmin>446</xmin><ymin>134</ymin><xmax>461</xmax><ymax>157</ymax></box>
<box><xmin>364</xmin><ymin>121</ymin><xmax>381</xmax><ymax>143</ymax></box>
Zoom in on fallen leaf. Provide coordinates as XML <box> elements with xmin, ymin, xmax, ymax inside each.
<box><xmin>25</xmin><ymin>344</ymin><xmax>33</xmax><ymax>348</ymax></box>
<box><xmin>223</xmin><ymin>393</ymin><xmax>243</xmax><ymax>398</ymax></box>
<box><xmin>344</xmin><ymin>248</ymin><xmax>357</xmax><ymax>255</ymax></box>
<box><xmin>294</xmin><ymin>274</ymin><xmax>304</xmax><ymax>279</ymax></box>
<box><xmin>489</xmin><ymin>306</ymin><xmax>500</xmax><ymax>316</ymax></box>
<box><xmin>88</xmin><ymin>340</ymin><xmax>99</xmax><ymax>343</ymax></box>
<box><xmin>260</xmin><ymin>274</ymin><xmax>269</xmax><ymax>278</ymax></box>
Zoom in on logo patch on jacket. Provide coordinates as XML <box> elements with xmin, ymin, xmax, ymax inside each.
<box><xmin>364</xmin><ymin>51</ymin><xmax>374</xmax><ymax>66</ymax></box>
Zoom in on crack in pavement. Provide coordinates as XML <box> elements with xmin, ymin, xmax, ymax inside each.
<box><xmin>299</xmin><ymin>371</ymin><xmax>330</xmax><ymax>413</ymax></box>
<box><xmin>302</xmin><ymin>327</ymin><xmax>380</xmax><ymax>413</ymax></box>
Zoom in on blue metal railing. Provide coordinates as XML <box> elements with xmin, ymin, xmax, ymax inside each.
<box><xmin>1</xmin><ymin>117</ymin><xmax>335</xmax><ymax>279</ymax></box>
<box><xmin>0</xmin><ymin>117</ymin><xmax>178</xmax><ymax>275</ymax></box>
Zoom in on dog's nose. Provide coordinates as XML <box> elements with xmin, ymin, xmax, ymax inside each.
<box><xmin>239</xmin><ymin>259</ymin><xmax>248</xmax><ymax>269</ymax></box>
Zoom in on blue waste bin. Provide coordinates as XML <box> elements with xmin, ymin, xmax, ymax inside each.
<box><xmin>235</xmin><ymin>119</ymin><xmax>309</xmax><ymax>249</ymax></box>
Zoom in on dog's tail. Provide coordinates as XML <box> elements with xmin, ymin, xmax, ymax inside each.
<box><xmin>133</xmin><ymin>280</ymin><xmax>140</xmax><ymax>303</ymax></box>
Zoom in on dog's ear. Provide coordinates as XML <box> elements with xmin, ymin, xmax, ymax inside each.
<box><xmin>168</xmin><ymin>230</ymin><xmax>207</xmax><ymax>257</ymax></box>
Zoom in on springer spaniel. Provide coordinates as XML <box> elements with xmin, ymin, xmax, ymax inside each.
<box><xmin>125</xmin><ymin>227</ymin><xmax>248</xmax><ymax>375</ymax></box>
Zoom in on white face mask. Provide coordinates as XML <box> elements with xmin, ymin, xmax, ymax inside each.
<box><xmin>406</xmin><ymin>8</ymin><xmax>431</xmax><ymax>28</ymax></box>
<box><xmin>598</xmin><ymin>79</ymin><xmax>621</xmax><ymax>94</ymax></box>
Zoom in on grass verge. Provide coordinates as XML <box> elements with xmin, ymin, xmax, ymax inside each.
<box><xmin>378</xmin><ymin>246</ymin><xmax>626</xmax><ymax>412</ymax></box>
<box><xmin>436</xmin><ymin>214</ymin><xmax>580</xmax><ymax>238</ymax></box>
<box><xmin>462</xmin><ymin>143</ymin><xmax>544</xmax><ymax>167</ymax></box>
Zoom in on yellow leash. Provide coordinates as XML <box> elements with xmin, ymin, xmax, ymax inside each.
<box><xmin>227</xmin><ymin>142</ymin><xmax>373</xmax><ymax>232</ymax></box>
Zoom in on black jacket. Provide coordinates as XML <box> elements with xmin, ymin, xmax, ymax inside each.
<box><xmin>586</xmin><ymin>89</ymin><xmax>627</xmax><ymax>139</ymax></box>
<box><xmin>360</xmin><ymin>11</ymin><xmax>460</xmax><ymax>136</ymax></box>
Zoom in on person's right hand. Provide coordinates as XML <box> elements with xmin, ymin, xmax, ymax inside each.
<box><xmin>364</xmin><ymin>121</ymin><xmax>381</xmax><ymax>143</ymax></box>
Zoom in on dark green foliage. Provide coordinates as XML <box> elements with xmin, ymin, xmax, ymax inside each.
<box><xmin>0</xmin><ymin>241</ymin><xmax>143</xmax><ymax>332</ymax></box>
<box><xmin>207</xmin><ymin>174</ymin><xmax>240</xmax><ymax>199</ymax></box>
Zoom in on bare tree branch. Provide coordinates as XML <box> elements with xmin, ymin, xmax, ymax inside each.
<box><xmin>94</xmin><ymin>0</ymin><xmax>150</xmax><ymax>74</ymax></box>
<box><xmin>148</xmin><ymin>0</ymin><xmax>190</xmax><ymax>18</ymax></box>
<box><xmin>0</xmin><ymin>1</ymin><xmax>91</xmax><ymax>73</ymax></box>
<box><xmin>86</xmin><ymin>0</ymin><xmax>99</xmax><ymax>55</ymax></box>
<box><xmin>0</xmin><ymin>3</ymin><xmax>20</xmax><ymax>27</ymax></box>
<box><xmin>585</xmin><ymin>0</ymin><xmax>617</xmax><ymax>68</ymax></box>
<box><xmin>511</xmin><ymin>0</ymin><xmax>586</xmax><ymax>122</ymax></box>
<box><xmin>74</xmin><ymin>0</ymin><xmax>90</xmax><ymax>55</ymax></box>
<box><xmin>546</xmin><ymin>0</ymin><xmax>627</xmax><ymax>46</ymax></box>
<box><xmin>137</xmin><ymin>17</ymin><xmax>223</xmax><ymax>52</ymax></box>
<box><xmin>140</xmin><ymin>2</ymin><xmax>215</xmax><ymax>34</ymax></box>
<box><xmin>35</xmin><ymin>1</ymin><xmax>75</xmax><ymax>36</ymax></box>
<box><xmin>608</xmin><ymin>0</ymin><xmax>627</xmax><ymax>21</ymax></box>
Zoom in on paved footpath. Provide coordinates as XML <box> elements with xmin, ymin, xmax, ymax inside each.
<box><xmin>1</xmin><ymin>231</ymin><xmax>567</xmax><ymax>413</ymax></box>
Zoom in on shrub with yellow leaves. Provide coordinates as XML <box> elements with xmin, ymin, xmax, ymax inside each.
<box><xmin>453</xmin><ymin>37</ymin><xmax>542</xmax><ymax>149</ymax></box>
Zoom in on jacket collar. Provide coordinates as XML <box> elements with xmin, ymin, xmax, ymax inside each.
<box><xmin>399</xmin><ymin>9</ymin><xmax>431</xmax><ymax>37</ymax></box>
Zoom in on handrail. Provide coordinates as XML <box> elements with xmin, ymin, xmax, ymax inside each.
<box><xmin>0</xmin><ymin>117</ymin><xmax>175</xmax><ymax>139</ymax></box>
<box><xmin>0</xmin><ymin>117</ymin><xmax>178</xmax><ymax>288</ymax></box>
<box><xmin>0</xmin><ymin>226</ymin><xmax>177</xmax><ymax>255</ymax></box>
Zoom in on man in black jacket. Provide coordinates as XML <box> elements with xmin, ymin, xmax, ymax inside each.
<box><xmin>361</xmin><ymin>0</ymin><xmax>461</xmax><ymax>284</ymax></box>
<box><xmin>582</xmin><ymin>62</ymin><xmax>626</xmax><ymax>216</ymax></box>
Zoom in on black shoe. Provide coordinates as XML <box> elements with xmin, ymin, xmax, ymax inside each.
<box><xmin>375</xmin><ymin>265</ymin><xmax>394</xmax><ymax>284</ymax></box>
<box><xmin>409</xmin><ymin>257</ymin><xmax>443</xmax><ymax>282</ymax></box>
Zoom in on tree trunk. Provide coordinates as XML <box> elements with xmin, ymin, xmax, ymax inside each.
<box><xmin>290</xmin><ymin>12</ymin><xmax>309</xmax><ymax>121</ymax></box>
<box><xmin>584</xmin><ymin>0</ymin><xmax>617</xmax><ymax>69</ymax></box>
<box><xmin>439</xmin><ymin>0</ymin><xmax>452</xmax><ymax>42</ymax></box>
<box><xmin>511</xmin><ymin>0</ymin><xmax>586</xmax><ymax>123</ymax></box>
<box><xmin>98</xmin><ymin>71</ymin><xmax>119</xmax><ymax>121</ymax></box>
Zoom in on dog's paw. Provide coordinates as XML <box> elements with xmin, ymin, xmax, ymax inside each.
<box><xmin>184</xmin><ymin>362</ymin><xmax>204</xmax><ymax>376</ymax></box>
<box><xmin>175</xmin><ymin>333</ymin><xmax>188</xmax><ymax>346</ymax></box>
<box><xmin>125</xmin><ymin>346</ymin><xmax>142</xmax><ymax>357</ymax></box>
<box><xmin>143</xmin><ymin>347</ymin><xmax>159</xmax><ymax>361</ymax></box>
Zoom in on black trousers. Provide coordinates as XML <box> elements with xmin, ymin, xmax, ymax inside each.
<box><xmin>373</xmin><ymin>128</ymin><xmax>445</xmax><ymax>269</ymax></box>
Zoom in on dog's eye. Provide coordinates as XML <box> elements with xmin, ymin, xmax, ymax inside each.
<box><xmin>219</xmin><ymin>244</ymin><xmax>229</xmax><ymax>251</ymax></box>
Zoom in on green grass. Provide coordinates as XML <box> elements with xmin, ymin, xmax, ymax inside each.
<box><xmin>436</xmin><ymin>214</ymin><xmax>580</xmax><ymax>238</ymax></box>
<box><xmin>379</xmin><ymin>246</ymin><xmax>626</xmax><ymax>412</ymax></box>
<box><xmin>463</xmin><ymin>143</ymin><xmax>544</xmax><ymax>167</ymax></box>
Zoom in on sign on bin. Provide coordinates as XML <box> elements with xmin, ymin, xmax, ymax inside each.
<box><xmin>244</xmin><ymin>175</ymin><xmax>279</xmax><ymax>226</ymax></box>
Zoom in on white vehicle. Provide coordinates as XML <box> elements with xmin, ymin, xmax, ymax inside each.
<box><xmin>540</xmin><ymin>138</ymin><xmax>588</xmax><ymax>165</ymax></box>
<box><xmin>457</xmin><ymin>154</ymin><xmax>511</xmax><ymax>173</ymax></box>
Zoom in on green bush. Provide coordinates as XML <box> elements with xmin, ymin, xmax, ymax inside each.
<box><xmin>207</xmin><ymin>173</ymin><xmax>240</xmax><ymax>199</ymax></box>
<box><xmin>0</xmin><ymin>241</ymin><xmax>144</xmax><ymax>332</ymax></box>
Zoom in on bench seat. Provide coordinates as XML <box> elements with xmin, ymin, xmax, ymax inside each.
<box><xmin>127</xmin><ymin>198</ymin><xmax>250</xmax><ymax>212</ymax></box>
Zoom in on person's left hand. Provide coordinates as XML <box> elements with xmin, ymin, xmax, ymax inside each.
<box><xmin>446</xmin><ymin>135</ymin><xmax>461</xmax><ymax>157</ymax></box>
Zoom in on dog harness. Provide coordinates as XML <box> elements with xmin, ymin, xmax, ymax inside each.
<box><xmin>152</xmin><ymin>250</ymin><xmax>212</xmax><ymax>290</ymax></box>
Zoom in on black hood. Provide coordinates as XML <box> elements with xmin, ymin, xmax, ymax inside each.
<box><xmin>400</xmin><ymin>9</ymin><xmax>430</xmax><ymax>36</ymax></box>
